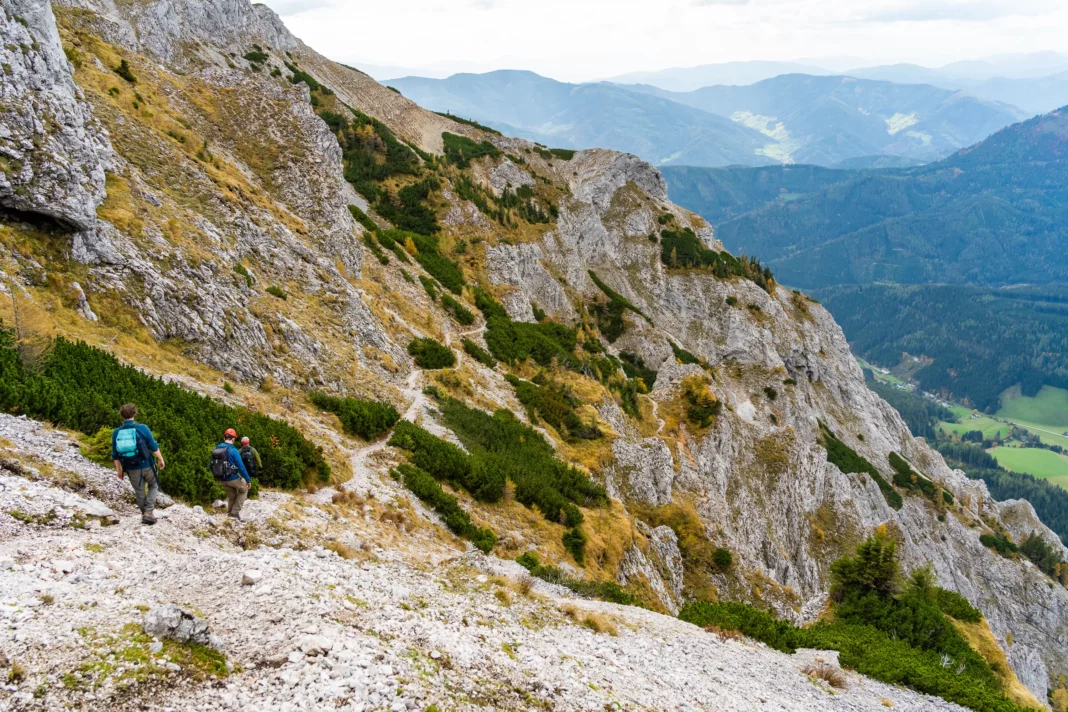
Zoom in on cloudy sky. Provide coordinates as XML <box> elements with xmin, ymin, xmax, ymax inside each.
<box><xmin>260</xmin><ymin>0</ymin><xmax>1068</xmax><ymax>82</ymax></box>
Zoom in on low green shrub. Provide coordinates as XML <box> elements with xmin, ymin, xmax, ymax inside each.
<box><xmin>679</xmin><ymin>535</ymin><xmax>1029</xmax><ymax>712</ymax></box>
<box><xmin>517</xmin><ymin>553</ymin><xmax>638</xmax><ymax>604</ymax></box>
<box><xmin>348</xmin><ymin>204</ymin><xmax>379</xmax><ymax>233</ymax></box>
<box><xmin>389</xmin><ymin>421</ymin><xmax>501</xmax><ymax>501</ymax></box>
<box><xmin>507</xmin><ymin>376</ymin><xmax>601</xmax><ymax>441</ymax></box>
<box><xmin>889</xmin><ymin>452</ymin><xmax>954</xmax><ymax>504</ymax></box>
<box><xmin>441</xmin><ymin>295</ymin><xmax>475</xmax><ymax>325</ymax></box>
<box><xmin>419</xmin><ymin>275</ymin><xmax>438</xmax><ymax>302</ymax></box>
<box><xmin>670</xmin><ymin>340</ymin><xmax>701</xmax><ymax>366</ymax></box>
<box><xmin>308</xmin><ymin>391</ymin><xmax>399</xmax><ymax>440</ymax></box>
<box><xmin>388</xmin><ymin>230</ymin><xmax>464</xmax><ymax>293</ymax></box>
<box><xmin>434</xmin><ymin>113</ymin><xmax>502</xmax><ymax>136</ymax></box>
<box><xmin>243</xmin><ymin>50</ymin><xmax>269</xmax><ymax>64</ymax></box>
<box><xmin>619</xmin><ymin>352</ymin><xmax>657</xmax><ymax>389</ymax></box>
<box><xmin>0</xmin><ymin>331</ymin><xmax>327</xmax><ymax>501</ymax></box>
<box><xmin>587</xmin><ymin>270</ymin><xmax>650</xmax><ymax>342</ymax></box>
<box><xmin>563</xmin><ymin>526</ymin><xmax>588</xmax><ymax>564</ymax></box>
<box><xmin>113</xmin><ymin>59</ymin><xmax>136</xmax><ymax>83</ymax></box>
<box><xmin>438</xmin><ymin>397</ymin><xmax>606</xmax><ymax>517</ymax></box>
<box><xmin>660</xmin><ymin>227</ymin><xmax>773</xmax><ymax>292</ymax></box>
<box><xmin>1019</xmin><ymin>532</ymin><xmax>1065</xmax><ymax>579</ymax></box>
<box><xmin>819</xmin><ymin>422</ymin><xmax>902</xmax><ymax>510</ymax></box>
<box><xmin>395</xmin><ymin>464</ymin><xmax>496</xmax><ymax>552</ymax></box>
<box><xmin>362</xmin><ymin>233</ymin><xmax>389</xmax><ymax>265</ymax></box>
<box><xmin>265</xmin><ymin>285</ymin><xmax>287</xmax><ymax>300</ymax></box>
<box><xmin>461</xmin><ymin>339</ymin><xmax>496</xmax><ymax>368</ymax></box>
<box><xmin>442</xmin><ymin>132</ymin><xmax>501</xmax><ymax>167</ymax></box>
<box><xmin>979</xmin><ymin>532</ymin><xmax>1018</xmax><ymax>557</ymax></box>
<box><xmin>407</xmin><ymin>338</ymin><xmax>455</xmax><ymax>369</ymax></box>
<box><xmin>233</xmin><ymin>263</ymin><xmax>253</xmax><ymax>288</ymax></box>
<box><xmin>934</xmin><ymin>587</ymin><xmax>982</xmax><ymax>623</ymax></box>
<box><xmin>712</xmin><ymin>547</ymin><xmax>733</xmax><ymax>571</ymax></box>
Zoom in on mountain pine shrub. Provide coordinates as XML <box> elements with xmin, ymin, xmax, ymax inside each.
<box><xmin>407</xmin><ymin>337</ymin><xmax>455</xmax><ymax>369</ymax></box>
<box><xmin>440</xmin><ymin>295</ymin><xmax>475</xmax><ymax>325</ymax></box>
<box><xmin>818</xmin><ymin>422</ymin><xmax>902</xmax><ymax>510</ymax></box>
<box><xmin>0</xmin><ymin>331</ymin><xmax>327</xmax><ymax>501</ymax></box>
<box><xmin>461</xmin><ymin>339</ymin><xmax>496</xmax><ymax>368</ymax></box>
<box><xmin>680</xmin><ymin>535</ymin><xmax>1031</xmax><ymax>712</ymax></box>
<box><xmin>394</xmin><ymin>464</ymin><xmax>495</xmax><ymax>552</ymax></box>
<box><xmin>308</xmin><ymin>391</ymin><xmax>399</xmax><ymax>440</ymax></box>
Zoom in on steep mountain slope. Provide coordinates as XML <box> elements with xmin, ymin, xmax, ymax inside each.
<box><xmin>626</xmin><ymin>74</ymin><xmax>1026</xmax><ymax>165</ymax></box>
<box><xmin>2</xmin><ymin>1</ymin><xmax>1067</xmax><ymax>709</ymax></box>
<box><xmin>389</xmin><ymin>70</ymin><xmax>770</xmax><ymax>166</ymax></box>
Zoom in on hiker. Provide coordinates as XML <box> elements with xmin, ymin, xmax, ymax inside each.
<box><xmin>210</xmin><ymin>428</ymin><xmax>251</xmax><ymax>521</ymax></box>
<box><xmin>239</xmin><ymin>437</ymin><xmax>261</xmax><ymax>481</ymax></box>
<box><xmin>111</xmin><ymin>403</ymin><xmax>166</xmax><ymax>525</ymax></box>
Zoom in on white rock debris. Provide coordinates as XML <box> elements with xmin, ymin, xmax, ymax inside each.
<box><xmin>0</xmin><ymin>418</ymin><xmax>971</xmax><ymax>712</ymax></box>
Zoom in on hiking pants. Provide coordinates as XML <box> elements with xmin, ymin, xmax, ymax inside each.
<box><xmin>222</xmin><ymin>478</ymin><xmax>248</xmax><ymax>517</ymax></box>
<box><xmin>127</xmin><ymin>467</ymin><xmax>158</xmax><ymax>513</ymax></box>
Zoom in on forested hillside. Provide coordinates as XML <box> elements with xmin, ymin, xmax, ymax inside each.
<box><xmin>668</xmin><ymin>107</ymin><xmax>1068</xmax><ymax>289</ymax></box>
<box><xmin>817</xmin><ymin>284</ymin><xmax>1068</xmax><ymax>411</ymax></box>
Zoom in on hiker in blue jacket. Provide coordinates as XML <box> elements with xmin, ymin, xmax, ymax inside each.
<box><xmin>210</xmin><ymin>428</ymin><xmax>251</xmax><ymax>521</ymax></box>
<box><xmin>111</xmin><ymin>403</ymin><xmax>166</xmax><ymax>525</ymax></box>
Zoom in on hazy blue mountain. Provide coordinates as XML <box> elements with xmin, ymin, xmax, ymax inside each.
<box><xmin>604</xmin><ymin>61</ymin><xmax>832</xmax><ymax>92</ymax></box>
<box><xmin>832</xmin><ymin>155</ymin><xmax>926</xmax><ymax>169</ymax></box>
<box><xmin>665</xmin><ymin>107</ymin><xmax>1068</xmax><ymax>289</ymax></box>
<box><xmin>848</xmin><ymin>66</ymin><xmax>1068</xmax><ymax>116</ymax></box>
<box><xmin>393</xmin><ymin>70</ymin><xmax>1024</xmax><ymax>168</ymax></box>
<box><xmin>389</xmin><ymin>71</ymin><xmax>772</xmax><ymax>167</ymax></box>
<box><xmin>624</xmin><ymin>74</ymin><xmax>1026</xmax><ymax>165</ymax></box>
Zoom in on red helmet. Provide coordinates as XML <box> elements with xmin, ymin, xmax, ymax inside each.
<box><xmin>240</xmin><ymin>437</ymin><xmax>250</xmax><ymax>445</ymax></box>
<box><xmin>224</xmin><ymin>428</ymin><xmax>237</xmax><ymax>439</ymax></box>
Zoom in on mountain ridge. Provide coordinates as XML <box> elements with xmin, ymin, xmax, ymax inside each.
<box><xmin>1</xmin><ymin>0</ymin><xmax>1066</xmax><ymax>709</ymax></box>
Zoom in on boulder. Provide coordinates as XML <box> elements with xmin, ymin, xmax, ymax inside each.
<box><xmin>142</xmin><ymin>604</ymin><xmax>221</xmax><ymax>649</ymax></box>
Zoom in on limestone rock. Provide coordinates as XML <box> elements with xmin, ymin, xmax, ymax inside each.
<box><xmin>0</xmin><ymin>0</ymin><xmax>111</xmax><ymax>229</ymax></box>
<box><xmin>143</xmin><ymin>604</ymin><xmax>220</xmax><ymax>648</ymax></box>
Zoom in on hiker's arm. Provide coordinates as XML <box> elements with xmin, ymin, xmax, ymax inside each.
<box><xmin>114</xmin><ymin>460</ymin><xmax>124</xmax><ymax>480</ymax></box>
<box><xmin>153</xmin><ymin>449</ymin><xmax>165</xmax><ymax>471</ymax></box>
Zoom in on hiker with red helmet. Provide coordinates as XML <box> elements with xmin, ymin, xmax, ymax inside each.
<box><xmin>239</xmin><ymin>436</ymin><xmax>261</xmax><ymax>482</ymax></box>
<box><xmin>209</xmin><ymin>428</ymin><xmax>251</xmax><ymax>521</ymax></box>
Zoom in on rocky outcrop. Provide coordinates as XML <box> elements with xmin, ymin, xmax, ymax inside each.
<box><xmin>0</xmin><ymin>0</ymin><xmax>110</xmax><ymax>229</ymax></box>
<box><xmin>55</xmin><ymin>0</ymin><xmax>297</xmax><ymax>67</ymax></box>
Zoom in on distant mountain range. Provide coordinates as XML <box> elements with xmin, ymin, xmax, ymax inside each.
<box><xmin>389</xmin><ymin>71</ymin><xmax>769</xmax><ymax>166</ymax></box>
<box><xmin>389</xmin><ymin>71</ymin><xmax>1024</xmax><ymax>168</ymax></box>
<box><xmin>663</xmin><ymin>106</ymin><xmax>1068</xmax><ymax>289</ymax></box>
<box><xmin>620</xmin><ymin>75</ymin><xmax>1025</xmax><ymax>166</ymax></box>
<box><xmin>604</xmin><ymin>53</ymin><xmax>1068</xmax><ymax>116</ymax></box>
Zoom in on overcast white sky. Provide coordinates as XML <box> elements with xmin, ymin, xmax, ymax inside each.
<box><xmin>259</xmin><ymin>0</ymin><xmax>1068</xmax><ymax>82</ymax></box>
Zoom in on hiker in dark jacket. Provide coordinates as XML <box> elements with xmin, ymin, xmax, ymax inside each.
<box><xmin>211</xmin><ymin>428</ymin><xmax>251</xmax><ymax>521</ymax></box>
<box><xmin>239</xmin><ymin>437</ymin><xmax>261</xmax><ymax>480</ymax></box>
<box><xmin>111</xmin><ymin>403</ymin><xmax>166</xmax><ymax>525</ymax></box>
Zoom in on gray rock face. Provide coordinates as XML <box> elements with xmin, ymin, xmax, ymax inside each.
<box><xmin>143</xmin><ymin>604</ymin><xmax>221</xmax><ymax>648</ymax></box>
<box><xmin>617</xmin><ymin>523</ymin><xmax>684</xmax><ymax>614</ymax></box>
<box><xmin>56</xmin><ymin>0</ymin><xmax>298</xmax><ymax>68</ymax></box>
<box><xmin>490</xmin><ymin>148</ymin><xmax>1068</xmax><ymax>696</ymax></box>
<box><xmin>0</xmin><ymin>0</ymin><xmax>110</xmax><ymax>228</ymax></box>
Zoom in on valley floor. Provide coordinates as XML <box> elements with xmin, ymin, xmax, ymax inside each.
<box><xmin>0</xmin><ymin>414</ymin><xmax>970</xmax><ymax>712</ymax></box>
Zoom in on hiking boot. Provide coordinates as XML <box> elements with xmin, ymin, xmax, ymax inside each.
<box><xmin>141</xmin><ymin>510</ymin><xmax>157</xmax><ymax>525</ymax></box>
<box><xmin>227</xmin><ymin>513</ymin><xmax>242</xmax><ymax>522</ymax></box>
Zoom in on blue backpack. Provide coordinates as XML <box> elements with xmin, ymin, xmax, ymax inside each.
<box><xmin>115</xmin><ymin>427</ymin><xmax>148</xmax><ymax>470</ymax></box>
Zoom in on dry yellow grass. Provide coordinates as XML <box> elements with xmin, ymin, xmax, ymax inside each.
<box><xmin>952</xmin><ymin>618</ymin><xmax>1044</xmax><ymax>710</ymax></box>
